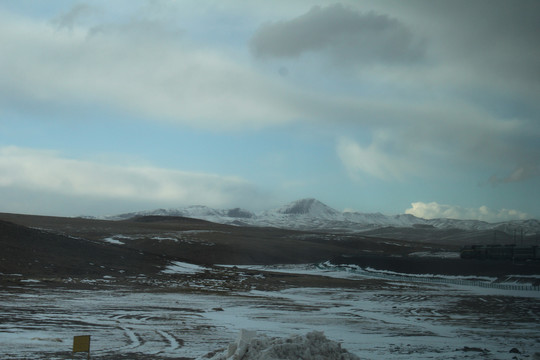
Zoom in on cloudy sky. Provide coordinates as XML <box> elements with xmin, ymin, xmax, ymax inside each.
<box><xmin>1</xmin><ymin>0</ymin><xmax>539</xmax><ymax>221</ymax></box>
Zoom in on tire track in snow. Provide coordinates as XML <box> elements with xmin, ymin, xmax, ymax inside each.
<box><xmin>120</xmin><ymin>326</ymin><xmax>143</xmax><ymax>350</ymax></box>
<box><xmin>157</xmin><ymin>330</ymin><xmax>183</xmax><ymax>352</ymax></box>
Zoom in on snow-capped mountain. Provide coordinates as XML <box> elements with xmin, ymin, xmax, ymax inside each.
<box><xmin>274</xmin><ymin>198</ymin><xmax>343</xmax><ymax>218</ymax></box>
<box><xmin>109</xmin><ymin>205</ymin><xmax>255</xmax><ymax>223</ymax></box>
<box><xmin>109</xmin><ymin>198</ymin><xmax>540</xmax><ymax>236</ymax></box>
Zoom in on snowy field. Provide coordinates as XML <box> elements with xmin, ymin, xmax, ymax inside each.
<box><xmin>1</xmin><ymin>265</ymin><xmax>539</xmax><ymax>360</ymax></box>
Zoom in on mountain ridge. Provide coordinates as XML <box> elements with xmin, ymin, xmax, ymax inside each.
<box><xmin>107</xmin><ymin>198</ymin><xmax>540</xmax><ymax>236</ymax></box>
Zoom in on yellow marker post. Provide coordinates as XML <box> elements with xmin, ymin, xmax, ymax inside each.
<box><xmin>73</xmin><ymin>335</ymin><xmax>91</xmax><ymax>359</ymax></box>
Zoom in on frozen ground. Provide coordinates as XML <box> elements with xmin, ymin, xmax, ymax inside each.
<box><xmin>1</xmin><ymin>265</ymin><xmax>539</xmax><ymax>360</ymax></box>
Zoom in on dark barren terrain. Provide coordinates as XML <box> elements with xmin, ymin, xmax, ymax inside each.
<box><xmin>1</xmin><ymin>212</ymin><xmax>539</xmax><ymax>286</ymax></box>
<box><xmin>1</xmin><ymin>212</ymin><xmax>540</xmax><ymax>360</ymax></box>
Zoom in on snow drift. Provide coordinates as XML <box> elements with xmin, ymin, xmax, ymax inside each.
<box><xmin>202</xmin><ymin>329</ymin><xmax>360</xmax><ymax>360</ymax></box>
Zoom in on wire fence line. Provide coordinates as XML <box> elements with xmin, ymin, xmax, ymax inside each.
<box><xmin>363</xmin><ymin>271</ymin><xmax>540</xmax><ymax>292</ymax></box>
<box><xmin>316</xmin><ymin>263</ymin><xmax>540</xmax><ymax>292</ymax></box>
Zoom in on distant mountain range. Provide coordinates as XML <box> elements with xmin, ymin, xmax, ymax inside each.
<box><xmin>108</xmin><ymin>198</ymin><xmax>540</xmax><ymax>238</ymax></box>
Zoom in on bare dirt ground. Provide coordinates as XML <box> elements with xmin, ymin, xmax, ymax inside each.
<box><xmin>1</xmin><ymin>213</ymin><xmax>539</xmax><ymax>359</ymax></box>
<box><xmin>2</xmin><ymin>212</ymin><xmax>539</xmax><ymax>279</ymax></box>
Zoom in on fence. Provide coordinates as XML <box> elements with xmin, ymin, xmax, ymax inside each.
<box><xmin>361</xmin><ymin>271</ymin><xmax>540</xmax><ymax>292</ymax></box>
<box><xmin>316</xmin><ymin>263</ymin><xmax>540</xmax><ymax>292</ymax></box>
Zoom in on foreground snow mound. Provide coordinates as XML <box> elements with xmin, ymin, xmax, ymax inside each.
<box><xmin>202</xmin><ymin>329</ymin><xmax>360</xmax><ymax>360</ymax></box>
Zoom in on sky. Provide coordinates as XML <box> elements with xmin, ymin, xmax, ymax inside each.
<box><xmin>0</xmin><ymin>0</ymin><xmax>539</xmax><ymax>221</ymax></box>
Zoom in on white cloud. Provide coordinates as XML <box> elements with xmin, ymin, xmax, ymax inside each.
<box><xmin>0</xmin><ymin>9</ymin><xmax>302</xmax><ymax>130</ymax></box>
<box><xmin>0</xmin><ymin>146</ymin><xmax>266</xmax><ymax>214</ymax></box>
<box><xmin>52</xmin><ymin>3</ymin><xmax>96</xmax><ymax>30</ymax></box>
<box><xmin>405</xmin><ymin>201</ymin><xmax>530</xmax><ymax>222</ymax></box>
<box><xmin>1</xmin><ymin>1</ymin><xmax>538</xmax><ymax>198</ymax></box>
<box><xmin>336</xmin><ymin>136</ymin><xmax>420</xmax><ymax>181</ymax></box>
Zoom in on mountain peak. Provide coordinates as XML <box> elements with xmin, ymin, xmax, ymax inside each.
<box><xmin>276</xmin><ymin>198</ymin><xmax>340</xmax><ymax>217</ymax></box>
<box><xmin>106</xmin><ymin>199</ymin><xmax>540</xmax><ymax>235</ymax></box>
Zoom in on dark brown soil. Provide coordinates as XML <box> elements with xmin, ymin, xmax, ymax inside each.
<box><xmin>331</xmin><ymin>254</ymin><xmax>540</xmax><ymax>278</ymax></box>
<box><xmin>0</xmin><ymin>219</ymin><xmax>173</xmax><ymax>278</ymax></box>
<box><xmin>1</xmin><ymin>212</ymin><xmax>537</xmax><ymax>286</ymax></box>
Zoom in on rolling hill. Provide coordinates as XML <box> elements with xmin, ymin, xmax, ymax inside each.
<box><xmin>108</xmin><ymin>198</ymin><xmax>540</xmax><ymax>243</ymax></box>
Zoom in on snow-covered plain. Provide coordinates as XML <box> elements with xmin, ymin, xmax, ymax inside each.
<box><xmin>1</xmin><ymin>265</ymin><xmax>539</xmax><ymax>360</ymax></box>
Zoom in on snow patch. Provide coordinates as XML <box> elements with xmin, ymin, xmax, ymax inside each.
<box><xmin>102</xmin><ymin>235</ymin><xmax>132</xmax><ymax>245</ymax></box>
<box><xmin>202</xmin><ymin>329</ymin><xmax>360</xmax><ymax>360</ymax></box>
<box><xmin>363</xmin><ymin>267</ymin><xmax>497</xmax><ymax>282</ymax></box>
<box><xmin>408</xmin><ymin>251</ymin><xmax>460</xmax><ymax>258</ymax></box>
<box><xmin>151</xmin><ymin>236</ymin><xmax>179</xmax><ymax>242</ymax></box>
<box><xmin>162</xmin><ymin>261</ymin><xmax>207</xmax><ymax>275</ymax></box>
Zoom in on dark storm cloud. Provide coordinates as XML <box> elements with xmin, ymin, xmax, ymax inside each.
<box><xmin>250</xmin><ymin>3</ymin><xmax>425</xmax><ymax>65</ymax></box>
<box><xmin>407</xmin><ymin>0</ymin><xmax>540</xmax><ymax>98</ymax></box>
